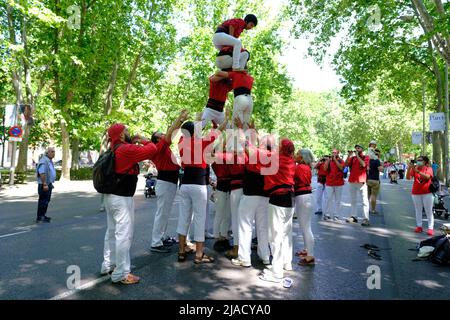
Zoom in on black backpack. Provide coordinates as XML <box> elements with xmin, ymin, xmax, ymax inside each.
<box><xmin>93</xmin><ymin>144</ymin><xmax>122</xmax><ymax>194</ymax></box>
<box><xmin>429</xmin><ymin>176</ymin><xmax>440</xmax><ymax>193</ymax></box>
<box><xmin>419</xmin><ymin>234</ymin><xmax>450</xmax><ymax>266</ymax></box>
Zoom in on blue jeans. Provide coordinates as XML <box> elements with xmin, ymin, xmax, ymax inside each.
<box><xmin>37</xmin><ymin>183</ymin><xmax>53</xmax><ymax>219</ymax></box>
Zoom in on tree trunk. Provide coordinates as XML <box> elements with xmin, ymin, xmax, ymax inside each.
<box><xmin>71</xmin><ymin>137</ymin><xmax>80</xmax><ymax>170</ymax></box>
<box><xmin>17</xmin><ymin>6</ymin><xmax>34</xmax><ymax>173</ymax></box>
<box><xmin>411</xmin><ymin>0</ymin><xmax>450</xmax><ymax>64</ymax></box>
<box><xmin>60</xmin><ymin>119</ymin><xmax>71</xmax><ymax>180</ymax></box>
<box><xmin>118</xmin><ymin>48</ymin><xmax>144</xmax><ymax>111</ymax></box>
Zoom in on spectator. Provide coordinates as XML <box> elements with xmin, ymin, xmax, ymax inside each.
<box><xmin>406</xmin><ymin>156</ymin><xmax>434</xmax><ymax>236</ymax></box>
<box><xmin>367</xmin><ymin>149</ymin><xmax>384</xmax><ymax>215</ymax></box>
<box><xmin>431</xmin><ymin>161</ymin><xmax>439</xmax><ymax>177</ymax></box>
<box><xmin>36</xmin><ymin>147</ymin><xmax>56</xmax><ymax>223</ymax></box>
<box><xmin>294</xmin><ymin>148</ymin><xmax>315</xmax><ymax>266</ymax></box>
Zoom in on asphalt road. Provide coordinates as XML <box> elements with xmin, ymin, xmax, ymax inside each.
<box><xmin>0</xmin><ymin>177</ymin><xmax>449</xmax><ymax>300</ymax></box>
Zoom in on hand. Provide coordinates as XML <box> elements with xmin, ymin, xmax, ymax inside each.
<box><xmin>179</xmin><ymin>109</ymin><xmax>189</xmax><ymax>122</ymax></box>
<box><xmin>43</xmin><ymin>184</ymin><xmax>49</xmax><ymax>192</ymax></box>
<box><xmin>132</xmin><ymin>134</ymin><xmax>142</xmax><ymax>144</ymax></box>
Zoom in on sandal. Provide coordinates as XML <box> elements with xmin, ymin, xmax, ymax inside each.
<box><xmin>194</xmin><ymin>253</ymin><xmax>215</xmax><ymax>264</ymax></box>
<box><xmin>178</xmin><ymin>252</ymin><xmax>187</xmax><ymax>262</ymax></box>
<box><xmin>116</xmin><ymin>273</ymin><xmax>140</xmax><ymax>285</ymax></box>
<box><xmin>298</xmin><ymin>257</ymin><xmax>315</xmax><ymax>266</ymax></box>
<box><xmin>295</xmin><ymin>250</ymin><xmax>308</xmax><ymax>257</ymax></box>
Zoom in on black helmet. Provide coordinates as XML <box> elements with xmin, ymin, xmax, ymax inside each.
<box><xmin>244</xmin><ymin>14</ymin><xmax>257</xmax><ymax>26</ymax></box>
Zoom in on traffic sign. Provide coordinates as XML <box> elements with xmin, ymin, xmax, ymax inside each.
<box><xmin>9</xmin><ymin>125</ymin><xmax>23</xmax><ymax>138</ymax></box>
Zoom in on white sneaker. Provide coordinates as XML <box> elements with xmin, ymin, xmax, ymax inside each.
<box><xmin>262</xmin><ymin>259</ymin><xmax>271</xmax><ymax>265</ymax></box>
<box><xmin>259</xmin><ymin>270</ymin><xmax>282</xmax><ymax>283</ymax></box>
<box><xmin>231</xmin><ymin>258</ymin><xmax>251</xmax><ymax>267</ymax></box>
<box><xmin>283</xmin><ymin>263</ymin><xmax>293</xmax><ymax>271</ymax></box>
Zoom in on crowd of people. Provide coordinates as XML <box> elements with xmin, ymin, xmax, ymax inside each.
<box><xmin>33</xmin><ymin>14</ymin><xmax>438</xmax><ymax>286</ymax></box>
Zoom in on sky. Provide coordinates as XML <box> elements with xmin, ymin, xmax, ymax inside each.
<box><xmin>263</xmin><ymin>0</ymin><xmax>342</xmax><ymax>92</ymax></box>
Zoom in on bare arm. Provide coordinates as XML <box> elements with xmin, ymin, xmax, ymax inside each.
<box><xmin>164</xmin><ymin>109</ymin><xmax>189</xmax><ymax>145</ymax></box>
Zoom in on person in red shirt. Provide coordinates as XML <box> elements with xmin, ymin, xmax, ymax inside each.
<box><xmin>258</xmin><ymin>138</ymin><xmax>296</xmax><ymax>283</ymax></box>
<box><xmin>149</xmin><ymin>110</ymin><xmax>189</xmax><ymax>253</ymax></box>
<box><xmin>294</xmin><ymin>149</ymin><xmax>316</xmax><ymax>266</ymax></box>
<box><xmin>406</xmin><ymin>156</ymin><xmax>434</xmax><ymax>235</ymax></box>
<box><xmin>211</xmin><ymin>145</ymin><xmax>232</xmax><ymax>251</ymax></box>
<box><xmin>201</xmin><ymin>76</ymin><xmax>233</xmax><ymax>129</ymax></box>
<box><xmin>101</xmin><ymin>123</ymin><xmax>160</xmax><ymax>285</ymax></box>
<box><xmin>213</xmin><ymin>14</ymin><xmax>258</xmax><ymax>71</ymax></box>
<box><xmin>344</xmin><ymin>144</ymin><xmax>370</xmax><ymax>226</ymax></box>
<box><xmin>324</xmin><ymin>149</ymin><xmax>345</xmax><ymax>222</ymax></box>
<box><xmin>176</xmin><ymin>115</ymin><xmax>229</xmax><ymax>264</ymax></box>
<box><xmin>212</xmin><ymin>70</ymin><xmax>254</xmax><ymax>129</ymax></box>
<box><xmin>314</xmin><ymin>155</ymin><xmax>329</xmax><ymax>215</ymax></box>
<box><xmin>231</xmin><ymin>134</ymin><xmax>273</xmax><ymax>268</ymax></box>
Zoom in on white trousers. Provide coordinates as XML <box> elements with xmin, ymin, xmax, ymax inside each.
<box><xmin>205</xmin><ymin>185</ymin><xmax>214</xmax><ymax>233</ymax></box>
<box><xmin>151</xmin><ymin>180</ymin><xmax>178</xmax><ymax>247</ymax></box>
<box><xmin>295</xmin><ymin>194</ymin><xmax>314</xmax><ymax>256</ymax></box>
<box><xmin>201</xmin><ymin>107</ymin><xmax>225</xmax><ymax>129</ymax></box>
<box><xmin>176</xmin><ymin>184</ymin><xmax>208</xmax><ymax>242</ymax></box>
<box><xmin>412</xmin><ymin>193</ymin><xmax>434</xmax><ymax>230</ymax></box>
<box><xmin>213</xmin><ymin>33</ymin><xmax>242</xmax><ymax>69</ymax></box>
<box><xmin>315</xmin><ymin>183</ymin><xmax>327</xmax><ymax>212</ymax></box>
<box><xmin>213</xmin><ymin>190</ymin><xmax>231</xmax><ymax>238</ymax></box>
<box><xmin>232</xmin><ymin>94</ymin><xmax>253</xmax><ymax>128</ymax></box>
<box><xmin>268</xmin><ymin>204</ymin><xmax>294</xmax><ymax>279</ymax></box>
<box><xmin>215</xmin><ymin>51</ymin><xmax>249</xmax><ymax>70</ymax></box>
<box><xmin>101</xmin><ymin>194</ymin><xmax>135</xmax><ymax>282</ymax></box>
<box><xmin>230</xmin><ymin>188</ymin><xmax>244</xmax><ymax>245</ymax></box>
<box><xmin>237</xmin><ymin>195</ymin><xmax>270</xmax><ymax>263</ymax></box>
<box><xmin>325</xmin><ymin>185</ymin><xmax>343</xmax><ymax>218</ymax></box>
<box><xmin>349</xmin><ymin>183</ymin><xmax>369</xmax><ymax>220</ymax></box>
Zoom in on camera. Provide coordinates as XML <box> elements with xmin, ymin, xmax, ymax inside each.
<box><xmin>410</xmin><ymin>159</ymin><xmax>416</xmax><ymax>164</ymax></box>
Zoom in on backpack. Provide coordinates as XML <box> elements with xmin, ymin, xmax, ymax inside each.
<box><xmin>430</xmin><ymin>235</ymin><xmax>450</xmax><ymax>266</ymax></box>
<box><xmin>418</xmin><ymin>234</ymin><xmax>450</xmax><ymax>266</ymax></box>
<box><xmin>93</xmin><ymin>144</ymin><xmax>122</xmax><ymax>194</ymax></box>
<box><xmin>429</xmin><ymin>176</ymin><xmax>440</xmax><ymax>193</ymax></box>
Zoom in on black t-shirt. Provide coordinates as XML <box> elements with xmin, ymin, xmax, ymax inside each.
<box><xmin>368</xmin><ymin>159</ymin><xmax>381</xmax><ymax>181</ymax></box>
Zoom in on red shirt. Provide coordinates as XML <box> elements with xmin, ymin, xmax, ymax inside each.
<box><xmin>326</xmin><ymin>159</ymin><xmax>345</xmax><ymax>187</ymax></box>
<box><xmin>410</xmin><ymin>166</ymin><xmax>433</xmax><ymax>195</ymax></box>
<box><xmin>228</xmin><ymin>153</ymin><xmax>246</xmax><ymax>190</ymax></box>
<box><xmin>178</xmin><ymin>133</ymin><xmax>216</xmax><ymax>169</ymax></box>
<box><xmin>263</xmin><ymin>153</ymin><xmax>295</xmax><ymax>195</ymax></box>
<box><xmin>218</xmin><ymin>18</ymin><xmax>246</xmax><ymax>38</ymax></box>
<box><xmin>209</xmin><ymin>78</ymin><xmax>232</xmax><ymax>102</ymax></box>
<box><xmin>294</xmin><ymin>163</ymin><xmax>312</xmax><ymax>194</ymax></box>
<box><xmin>151</xmin><ymin>139</ymin><xmax>180</xmax><ymax>172</ymax></box>
<box><xmin>212</xmin><ymin>152</ymin><xmax>233</xmax><ymax>180</ymax></box>
<box><xmin>228</xmin><ymin>71</ymin><xmax>254</xmax><ymax>90</ymax></box>
<box><xmin>348</xmin><ymin>154</ymin><xmax>370</xmax><ymax>183</ymax></box>
<box><xmin>115</xmin><ymin>141</ymin><xmax>158</xmax><ymax>174</ymax></box>
<box><xmin>316</xmin><ymin>162</ymin><xmax>328</xmax><ymax>177</ymax></box>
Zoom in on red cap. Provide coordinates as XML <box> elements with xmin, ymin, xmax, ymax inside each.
<box><xmin>108</xmin><ymin>123</ymin><xmax>125</xmax><ymax>146</ymax></box>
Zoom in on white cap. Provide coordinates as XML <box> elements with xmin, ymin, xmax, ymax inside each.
<box><xmin>369</xmin><ymin>140</ymin><xmax>377</xmax><ymax>146</ymax></box>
